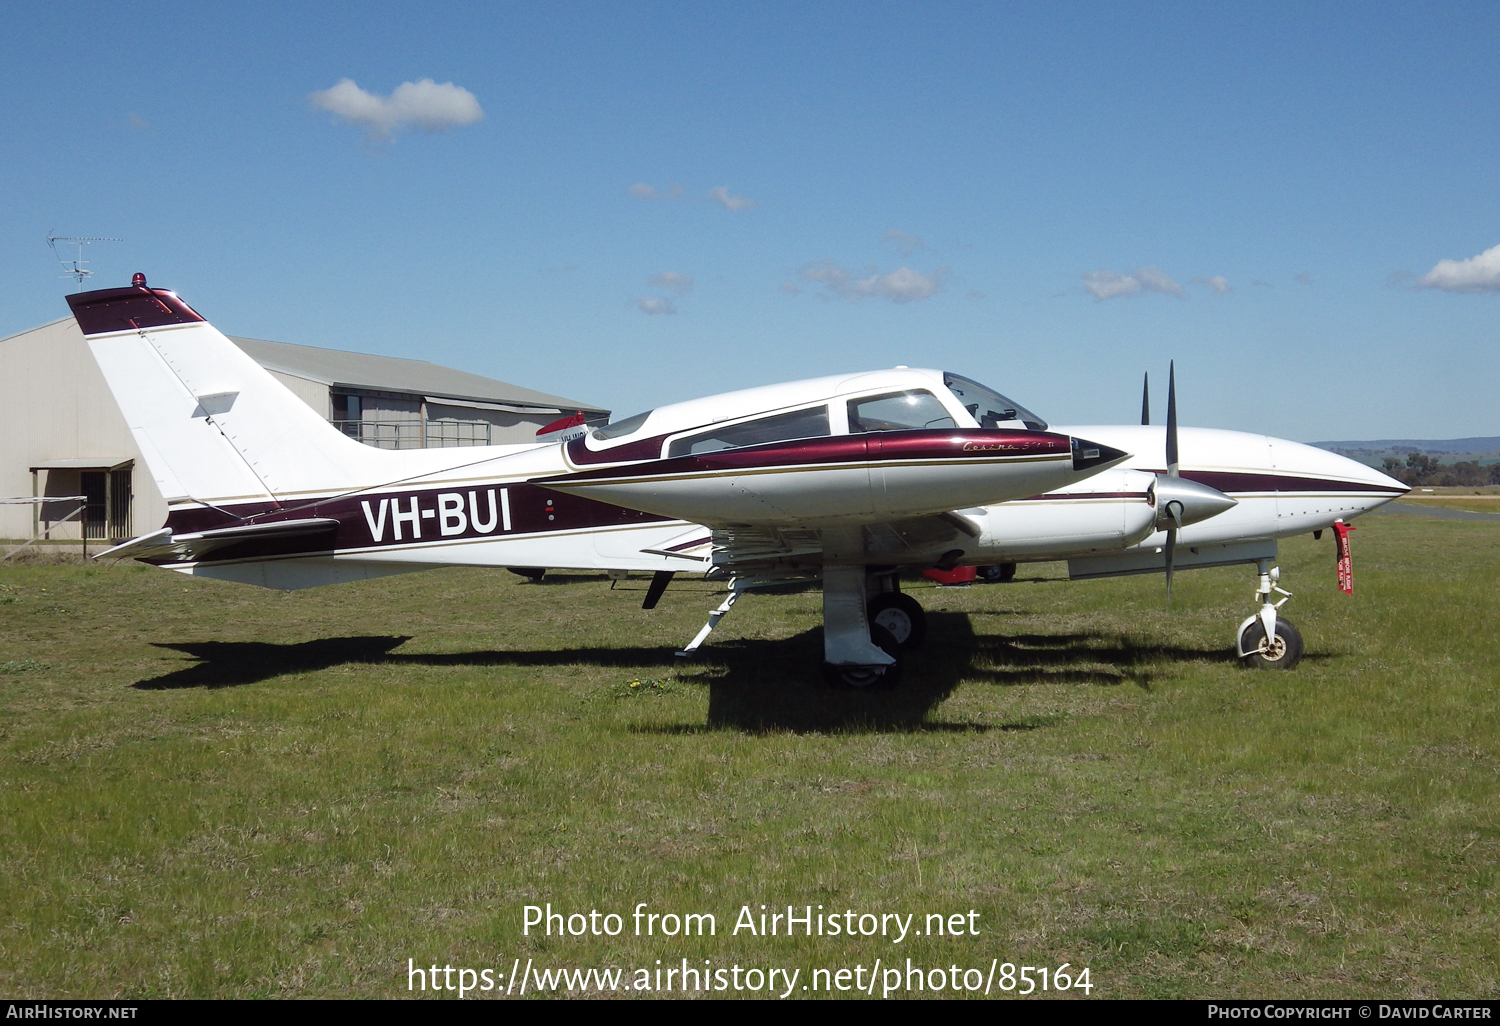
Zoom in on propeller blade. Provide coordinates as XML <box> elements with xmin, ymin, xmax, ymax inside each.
<box><xmin>1165</xmin><ymin>502</ymin><xmax>1183</xmax><ymax>604</ymax></box>
<box><xmin>1165</xmin><ymin>360</ymin><xmax>1179</xmax><ymax>478</ymax></box>
<box><xmin>1164</xmin><ymin>527</ymin><xmax>1176</xmax><ymax>605</ymax></box>
<box><xmin>1141</xmin><ymin>371</ymin><xmax>1150</xmax><ymax>426</ymax></box>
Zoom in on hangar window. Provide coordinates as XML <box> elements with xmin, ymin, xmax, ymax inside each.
<box><xmin>667</xmin><ymin>406</ymin><xmax>830</xmax><ymax>457</ymax></box>
<box><xmin>847</xmin><ymin>390</ymin><xmax>956</xmax><ymax>432</ymax></box>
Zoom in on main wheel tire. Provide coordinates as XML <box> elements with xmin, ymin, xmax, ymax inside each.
<box><xmin>868</xmin><ymin>592</ymin><xmax>927</xmax><ymax>649</ymax></box>
<box><xmin>978</xmin><ymin>562</ymin><xmax>1017</xmax><ymax>583</ymax></box>
<box><xmin>1239</xmin><ymin>617</ymin><xmax>1304</xmax><ymax>670</ymax></box>
<box><xmin>822</xmin><ymin>624</ymin><xmax>903</xmax><ymax>689</ymax></box>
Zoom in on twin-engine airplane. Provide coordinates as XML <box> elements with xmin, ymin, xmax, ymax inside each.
<box><xmin>68</xmin><ymin>278</ymin><xmax>1405</xmax><ymax>686</ymax></box>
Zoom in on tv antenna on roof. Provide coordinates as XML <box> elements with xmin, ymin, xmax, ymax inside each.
<box><xmin>46</xmin><ymin>234</ymin><xmax>123</xmax><ymax>292</ymax></box>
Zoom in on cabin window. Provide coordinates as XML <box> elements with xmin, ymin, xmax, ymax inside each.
<box><xmin>667</xmin><ymin>406</ymin><xmax>831</xmax><ymax>458</ymax></box>
<box><xmin>847</xmin><ymin>390</ymin><xmax>956</xmax><ymax>432</ymax></box>
<box><xmin>592</xmin><ymin>409</ymin><xmax>655</xmax><ymax>440</ymax></box>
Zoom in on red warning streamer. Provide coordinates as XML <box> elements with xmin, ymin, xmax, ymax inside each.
<box><xmin>1333</xmin><ymin>520</ymin><xmax>1356</xmax><ymax>595</ymax></box>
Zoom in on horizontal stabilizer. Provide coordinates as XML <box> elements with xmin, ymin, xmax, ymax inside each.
<box><xmin>640</xmin><ymin>526</ymin><xmax>713</xmax><ymax>563</ymax></box>
<box><xmin>95</xmin><ymin>518</ymin><xmax>339</xmax><ymax>564</ymax></box>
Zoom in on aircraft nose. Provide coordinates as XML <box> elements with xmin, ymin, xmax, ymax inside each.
<box><xmin>1269</xmin><ymin>439</ymin><xmax>1410</xmax><ymax>494</ymax></box>
<box><xmin>1071</xmin><ymin>437</ymin><xmax>1131</xmax><ymax>472</ymax></box>
<box><xmin>1152</xmin><ymin>475</ymin><xmax>1238</xmax><ymax>528</ymax></box>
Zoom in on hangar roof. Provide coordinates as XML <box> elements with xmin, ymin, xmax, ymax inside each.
<box><xmin>1</xmin><ymin>319</ymin><xmax>609</xmax><ymax>417</ymax></box>
<box><xmin>227</xmin><ymin>335</ymin><xmax>608</xmax><ymax>415</ymax></box>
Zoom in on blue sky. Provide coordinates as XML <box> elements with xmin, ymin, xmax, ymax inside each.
<box><xmin>3</xmin><ymin>2</ymin><xmax>1496</xmax><ymax>440</ymax></box>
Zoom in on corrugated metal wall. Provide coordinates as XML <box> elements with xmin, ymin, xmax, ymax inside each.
<box><xmin>0</xmin><ymin>319</ymin><xmax>162</xmax><ymax>542</ymax></box>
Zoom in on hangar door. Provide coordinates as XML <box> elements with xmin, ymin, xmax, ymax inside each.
<box><xmin>79</xmin><ymin>467</ymin><xmax>132</xmax><ymax>541</ymax></box>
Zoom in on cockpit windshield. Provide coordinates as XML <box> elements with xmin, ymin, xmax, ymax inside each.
<box><xmin>943</xmin><ymin>372</ymin><xmax>1047</xmax><ymax>431</ymax></box>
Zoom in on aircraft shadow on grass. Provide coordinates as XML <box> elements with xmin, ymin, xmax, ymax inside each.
<box><xmin>135</xmin><ymin>612</ymin><xmax>1233</xmax><ymax>733</ymax></box>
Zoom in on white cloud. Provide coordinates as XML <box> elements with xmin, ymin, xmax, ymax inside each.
<box><xmin>707</xmin><ymin>186</ymin><xmax>754</xmax><ymax>211</ymax></box>
<box><xmin>1418</xmin><ymin>243</ymin><xmax>1500</xmax><ymax>293</ymax></box>
<box><xmin>799</xmin><ymin>261</ymin><xmax>946</xmax><ymax>304</ymax></box>
<box><xmin>630</xmin><ymin>182</ymin><xmax>684</xmax><ymax>200</ymax></box>
<box><xmin>1081</xmin><ymin>270</ymin><xmax>1138</xmax><ymax>300</ymax></box>
<box><xmin>1294</xmin><ymin>271</ymin><xmax>1314</xmax><ymax>286</ymax></box>
<box><xmin>965</xmin><ymin>289</ymin><xmax>986</xmax><ymax>301</ymax></box>
<box><xmin>779</xmin><ymin>281</ymin><xmax>801</xmax><ymax>295</ymax></box>
<box><xmin>637</xmin><ymin>297</ymin><xmax>676</xmax><ymax>315</ymax></box>
<box><xmin>1083</xmin><ymin>266</ymin><xmax>1184</xmax><ymax>301</ymax></box>
<box><xmin>648</xmin><ymin>271</ymin><xmax>694</xmax><ymax>295</ymax></box>
<box><xmin>309</xmin><ymin>78</ymin><xmax>483</xmax><ymax>141</ymax></box>
<box><xmin>1194</xmin><ymin>275</ymin><xmax>1231</xmax><ymax>295</ymax></box>
<box><xmin>882</xmin><ymin>230</ymin><xmax>929</xmax><ymax>257</ymax></box>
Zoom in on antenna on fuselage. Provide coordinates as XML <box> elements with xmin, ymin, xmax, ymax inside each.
<box><xmin>46</xmin><ymin>234</ymin><xmax>123</xmax><ymax>292</ymax></box>
<box><xmin>1141</xmin><ymin>372</ymin><xmax>1150</xmax><ymax>425</ymax></box>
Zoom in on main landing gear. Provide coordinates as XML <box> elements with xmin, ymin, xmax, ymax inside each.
<box><xmin>821</xmin><ymin>565</ymin><xmax>903</xmax><ymax>688</ymax></box>
<box><xmin>868</xmin><ymin>591</ymin><xmax>928</xmax><ymax>650</ymax></box>
<box><xmin>675</xmin><ymin>566</ymin><xmax>932</xmax><ymax>689</ymax></box>
<box><xmin>1235</xmin><ymin>559</ymin><xmax>1303</xmax><ymax>670</ymax></box>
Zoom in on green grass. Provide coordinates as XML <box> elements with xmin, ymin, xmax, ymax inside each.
<box><xmin>1</xmin><ymin>513</ymin><xmax>1497</xmax><ymax>999</ymax></box>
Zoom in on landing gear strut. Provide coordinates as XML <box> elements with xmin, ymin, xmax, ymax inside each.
<box><xmin>822</xmin><ymin>565</ymin><xmax>900</xmax><ymax>688</ymax></box>
<box><xmin>1235</xmin><ymin>559</ymin><xmax>1303</xmax><ymax>669</ymax></box>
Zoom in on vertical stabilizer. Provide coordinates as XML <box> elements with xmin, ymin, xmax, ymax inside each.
<box><xmin>67</xmin><ymin>282</ymin><xmax>384</xmax><ymax>506</ymax></box>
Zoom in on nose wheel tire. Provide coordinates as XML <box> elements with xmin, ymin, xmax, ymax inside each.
<box><xmin>867</xmin><ymin>593</ymin><xmax>927</xmax><ymax>650</ymax></box>
<box><xmin>1239</xmin><ymin>617</ymin><xmax>1304</xmax><ymax>670</ymax></box>
<box><xmin>823</xmin><ymin>624</ymin><xmax>903</xmax><ymax>689</ymax></box>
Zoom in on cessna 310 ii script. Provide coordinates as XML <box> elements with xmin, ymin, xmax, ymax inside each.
<box><xmin>68</xmin><ymin>278</ymin><xmax>1405</xmax><ymax>686</ymax></box>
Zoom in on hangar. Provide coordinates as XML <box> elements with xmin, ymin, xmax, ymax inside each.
<box><xmin>0</xmin><ymin>317</ymin><xmax>608</xmax><ymax>549</ymax></box>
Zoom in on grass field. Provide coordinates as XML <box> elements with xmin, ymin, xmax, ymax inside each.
<box><xmin>2</xmin><ymin>512</ymin><xmax>1497</xmax><ymax>999</ymax></box>
<box><xmin>1399</xmin><ymin>495</ymin><xmax>1500</xmax><ymax>514</ymax></box>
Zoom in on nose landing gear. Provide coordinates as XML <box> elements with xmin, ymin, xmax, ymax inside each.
<box><xmin>1235</xmin><ymin>559</ymin><xmax>1303</xmax><ymax>669</ymax></box>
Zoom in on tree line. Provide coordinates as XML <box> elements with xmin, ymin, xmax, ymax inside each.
<box><xmin>1381</xmin><ymin>452</ymin><xmax>1500</xmax><ymax>487</ymax></box>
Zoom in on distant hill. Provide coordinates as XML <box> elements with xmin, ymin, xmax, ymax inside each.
<box><xmin>1311</xmin><ymin>437</ymin><xmax>1500</xmax><ymax>468</ymax></box>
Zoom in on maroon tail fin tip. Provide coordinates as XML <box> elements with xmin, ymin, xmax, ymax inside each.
<box><xmin>66</xmin><ymin>284</ymin><xmax>206</xmax><ymax>336</ymax></box>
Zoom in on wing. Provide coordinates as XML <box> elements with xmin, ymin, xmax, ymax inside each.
<box><xmin>709</xmin><ymin>512</ymin><xmax>979</xmax><ymax>575</ymax></box>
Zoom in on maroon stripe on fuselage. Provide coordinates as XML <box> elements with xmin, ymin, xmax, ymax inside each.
<box><xmin>547</xmin><ymin>429</ymin><xmax>1071</xmax><ymax>483</ymax></box>
<box><xmin>1013</xmin><ymin>491</ymin><xmax>1151</xmax><ymax>502</ymax></box>
<box><xmin>66</xmin><ymin>286</ymin><xmax>206</xmax><ymax>336</ymax></box>
<box><xmin>151</xmin><ymin>482</ymin><xmax>674</xmax><ymax>566</ymax></box>
<box><xmin>1174</xmin><ymin>470</ymin><xmax>1403</xmax><ymax>494</ymax></box>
